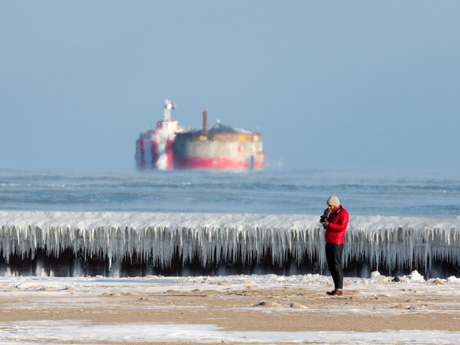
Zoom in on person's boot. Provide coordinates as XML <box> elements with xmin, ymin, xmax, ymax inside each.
<box><xmin>326</xmin><ymin>289</ymin><xmax>343</xmax><ymax>296</ymax></box>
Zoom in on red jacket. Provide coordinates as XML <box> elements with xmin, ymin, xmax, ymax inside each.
<box><xmin>323</xmin><ymin>205</ymin><xmax>349</xmax><ymax>244</ymax></box>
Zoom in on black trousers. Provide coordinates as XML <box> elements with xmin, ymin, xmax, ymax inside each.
<box><xmin>325</xmin><ymin>243</ymin><xmax>344</xmax><ymax>290</ymax></box>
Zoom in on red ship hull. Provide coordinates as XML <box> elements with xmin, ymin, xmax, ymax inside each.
<box><xmin>136</xmin><ymin>102</ymin><xmax>265</xmax><ymax>171</ymax></box>
<box><xmin>174</xmin><ymin>157</ymin><xmax>264</xmax><ymax>170</ymax></box>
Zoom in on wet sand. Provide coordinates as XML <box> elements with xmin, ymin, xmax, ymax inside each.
<box><xmin>1</xmin><ymin>277</ymin><xmax>460</xmax><ymax>344</ymax></box>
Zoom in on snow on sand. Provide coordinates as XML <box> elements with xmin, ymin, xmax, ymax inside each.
<box><xmin>1</xmin><ymin>271</ymin><xmax>460</xmax><ymax>344</ymax></box>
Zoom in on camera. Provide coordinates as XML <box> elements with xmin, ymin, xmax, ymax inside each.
<box><xmin>319</xmin><ymin>209</ymin><xmax>331</xmax><ymax>224</ymax></box>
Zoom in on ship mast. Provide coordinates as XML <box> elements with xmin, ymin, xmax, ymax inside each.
<box><xmin>163</xmin><ymin>99</ymin><xmax>176</xmax><ymax>120</ymax></box>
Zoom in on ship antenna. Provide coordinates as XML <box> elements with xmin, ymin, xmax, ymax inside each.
<box><xmin>163</xmin><ymin>99</ymin><xmax>176</xmax><ymax>120</ymax></box>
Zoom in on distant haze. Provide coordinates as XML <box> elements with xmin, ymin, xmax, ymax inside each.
<box><xmin>1</xmin><ymin>1</ymin><xmax>459</xmax><ymax>176</ymax></box>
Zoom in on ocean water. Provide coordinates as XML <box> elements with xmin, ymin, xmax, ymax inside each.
<box><xmin>0</xmin><ymin>168</ymin><xmax>459</xmax><ymax>217</ymax></box>
<box><xmin>1</xmin><ymin>168</ymin><xmax>459</xmax><ymax>278</ymax></box>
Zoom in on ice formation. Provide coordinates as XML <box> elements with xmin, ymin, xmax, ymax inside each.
<box><xmin>0</xmin><ymin>211</ymin><xmax>459</xmax><ymax>277</ymax></box>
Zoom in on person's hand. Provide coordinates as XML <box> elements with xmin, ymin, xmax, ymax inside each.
<box><xmin>320</xmin><ymin>217</ymin><xmax>329</xmax><ymax>226</ymax></box>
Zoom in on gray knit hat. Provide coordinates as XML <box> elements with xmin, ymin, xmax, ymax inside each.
<box><xmin>327</xmin><ymin>195</ymin><xmax>340</xmax><ymax>207</ymax></box>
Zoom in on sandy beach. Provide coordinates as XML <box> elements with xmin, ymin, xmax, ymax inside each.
<box><xmin>1</xmin><ymin>274</ymin><xmax>460</xmax><ymax>344</ymax></box>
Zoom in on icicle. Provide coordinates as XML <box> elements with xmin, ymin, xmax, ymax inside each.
<box><xmin>0</xmin><ymin>212</ymin><xmax>459</xmax><ymax>277</ymax></box>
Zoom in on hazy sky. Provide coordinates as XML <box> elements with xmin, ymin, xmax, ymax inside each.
<box><xmin>1</xmin><ymin>1</ymin><xmax>459</xmax><ymax>175</ymax></box>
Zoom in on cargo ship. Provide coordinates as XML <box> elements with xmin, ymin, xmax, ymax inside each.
<box><xmin>135</xmin><ymin>100</ymin><xmax>265</xmax><ymax>171</ymax></box>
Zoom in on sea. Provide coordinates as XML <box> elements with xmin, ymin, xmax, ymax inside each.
<box><xmin>0</xmin><ymin>167</ymin><xmax>459</xmax><ymax>217</ymax></box>
<box><xmin>1</xmin><ymin>167</ymin><xmax>459</xmax><ymax>278</ymax></box>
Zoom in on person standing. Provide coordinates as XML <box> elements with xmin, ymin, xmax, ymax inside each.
<box><xmin>320</xmin><ymin>195</ymin><xmax>349</xmax><ymax>296</ymax></box>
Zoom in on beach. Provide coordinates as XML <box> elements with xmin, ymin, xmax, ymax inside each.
<box><xmin>1</xmin><ymin>273</ymin><xmax>460</xmax><ymax>344</ymax></box>
<box><xmin>1</xmin><ymin>171</ymin><xmax>460</xmax><ymax>343</ymax></box>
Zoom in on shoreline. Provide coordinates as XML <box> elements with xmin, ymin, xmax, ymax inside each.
<box><xmin>1</xmin><ymin>274</ymin><xmax>459</xmax><ymax>344</ymax></box>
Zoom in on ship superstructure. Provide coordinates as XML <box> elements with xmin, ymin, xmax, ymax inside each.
<box><xmin>135</xmin><ymin>100</ymin><xmax>182</xmax><ymax>170</ymax></box>
<box><xmin>135</xmin><ymin>100</ymin><xmax>265</xmax><ymax>171</ymax></box>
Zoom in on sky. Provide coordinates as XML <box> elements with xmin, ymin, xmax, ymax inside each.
<box><xmin>1</xmin><ymin>1</ymin><xmax>459</xmax><ymax>175</ymax></box>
